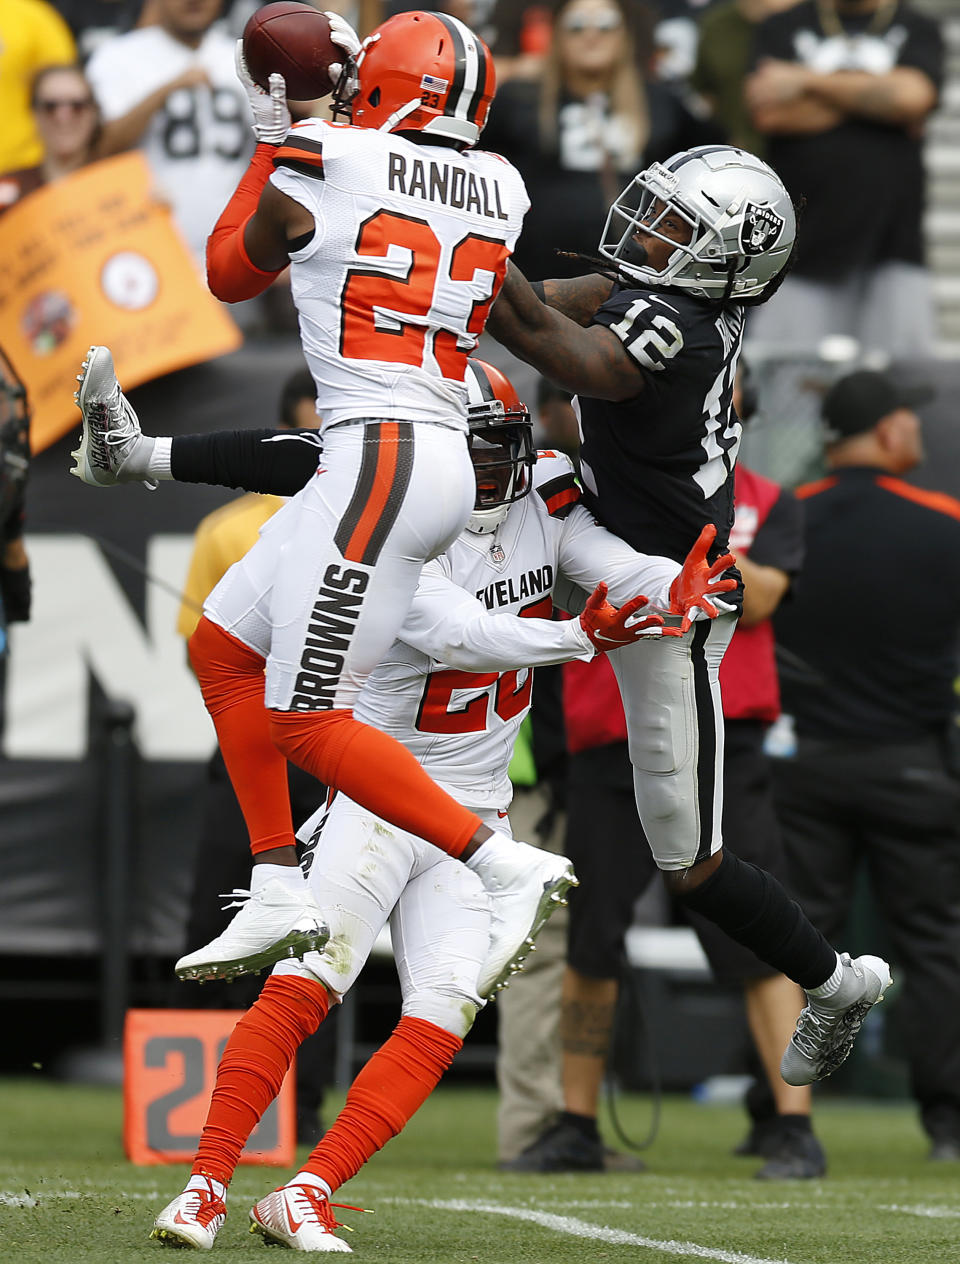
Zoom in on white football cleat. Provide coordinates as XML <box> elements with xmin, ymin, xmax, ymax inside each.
<box><xmin>175</xmin><ymin>879</ymin><xmax>330</xmax><ymax>982</ymax></box>
<box><xmin>475</xmin><ymin>839</ymin><xmax>577</xmax><ymax>999</ymax></box>
<box><xmin>249</xmin><ymin>1185</ymin><xmax>354</xmax><ymax>1252</ymax></box>
<box><xmin>71</xmin><ymin>345</ymin><xmax>154</xmax><ymax>488</ymax></box>
<box><xmin>781</xmin><ymin>952</ymin><xmax>892</xmax><ymax>1086</ymax></box>
<box><xmin>150</xmin><ymin>1184</ymin><xmax>226</xmax><ymax>1250</ymax></box>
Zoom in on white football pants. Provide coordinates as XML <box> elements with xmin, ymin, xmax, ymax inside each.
<box><xmin>207</xmin><ymin>419</ymin><xmax>474</xmax><ymax>712</ymax></box>
<box><xmin>272</xmin><ymin>794</ymin><xmax>501</xmax><ymax>1039</ymax></box>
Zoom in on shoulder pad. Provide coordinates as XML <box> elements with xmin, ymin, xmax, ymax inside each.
<box><xmin>274</xmin><ymin>123</ymin><xmax>325</xmax><ymax>178</ymax></box>
<box><xmin>533</xmin><ymin>451</ymin><xmax>580</xmax><ymax>519</ymax></box>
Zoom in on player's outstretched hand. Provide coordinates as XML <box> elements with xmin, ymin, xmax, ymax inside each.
<box><xmin>669</xmin><ymin>524</ymin><xmax>738</xmax><ymax>634</ymax></box>
<box><xmin>324</xmin><ymin>11</ymin><xmax>361</xmax><ymax>99</ymax></box>
<box><xmin>580</xmin><ymin>583</ymin><xmax>678</xmax><ymax>651</ymax></box>
<box><xmin>235</xmin><ymin>40</ymin><xmax>291</xmax><ymax>144</ymax></box>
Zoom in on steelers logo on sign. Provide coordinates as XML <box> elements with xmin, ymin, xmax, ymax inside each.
<box><xmin>100</xmin><ymin>251</ymin><xmax>159</xmax><ymax>311</ymax></box>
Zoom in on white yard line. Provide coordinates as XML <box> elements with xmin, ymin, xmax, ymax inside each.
<box><xmin>878</xmin><ymin>1204</ymin><xmax>960</xmax><ymax>1220</ymax></box>
<box><xmin>411</xmin><ymin>1197</ymin><xmax>796</xmax><ymax>1264</ymax></box>
<box><xmin>0</xmin><ymin>1187</ymin><xmax>164</xmax><ymax>1205</ymax></box>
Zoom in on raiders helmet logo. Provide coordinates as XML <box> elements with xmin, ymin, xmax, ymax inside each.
<box><xmin>739</xmin><ymin>203</ymin><xmax>785</xmax><ymax>256</ymax></box>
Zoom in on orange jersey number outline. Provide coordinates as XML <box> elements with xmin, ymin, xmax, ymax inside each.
<box><xmin>415</xmin><ymin>596</ymin><xmax>552</xmax><ymax>734</ymax></box>
<box><xmin>340</xmin><ymin>211</ymin><xmax>509</xmax><ymax>381</ymax></box>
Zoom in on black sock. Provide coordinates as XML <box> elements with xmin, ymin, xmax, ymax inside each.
<box><xmin>775</xmin><ymin>1113</ymin><xmax>813</xmax><ymax>1134</ymax></box>
<box><xmin>560</xmin><ymin>1110</ymin><xmax>600</xmax><ymax>1140</ymax></box>
<box><xmin>678</xmin><ymin>851</ymin><xmax>836</xmax><ymax>990</ymax></box>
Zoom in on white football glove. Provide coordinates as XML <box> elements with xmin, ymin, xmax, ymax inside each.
<box><xmin>324</xmin><ymin>10</ymin><xmax>361</xmax><ymax>100</ymax></box>
<box><xmin>235</xmin><ymin>40</ymin><xmax>291</xmax><ymax>145</ymax></box>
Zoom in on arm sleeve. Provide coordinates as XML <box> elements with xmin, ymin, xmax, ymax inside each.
<box><xmin>556</xmin><ymin>502</ymin><xmax>681</xmax><ymax>610</ymax></box>
<box><xmin>206</xmin><ymin>144</ymin><xmax>284</xmax><ymax>302</ymax></box>
<box><xmin>170</xmin><ymin>429</ymin><xmax>322</xmax><ymax>494</ymax></box>
<box><xmin>399</xmin><ymin>567</ymin><xmax>595</xmax><ymax>671</ymax></box>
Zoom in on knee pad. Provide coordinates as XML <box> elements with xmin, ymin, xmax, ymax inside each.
<box><xmin>401</xmin><ymin>988</ymin><xmax>480</xmax><ymax>1040</ymax></box>
<box><xmin>627</xmin><ymin>701</ymin><xmax>690</xmax><ymax>776</ymax></box>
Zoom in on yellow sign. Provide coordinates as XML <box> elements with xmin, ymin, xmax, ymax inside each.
<box><xmin>0</xmin><ymin>152</ymin><xmax>243</xmax><ymax>452</ymax></box>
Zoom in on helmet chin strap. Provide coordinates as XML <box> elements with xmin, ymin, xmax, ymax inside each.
<box><xmin>466</xmin><ymin>504</ymin><xmax>510</xmax><ymax>535</ymax></box>
<box><xmin>378</xmin><ymin>97</ymin><xmax>423</xmax><ymax>132</ymax></box>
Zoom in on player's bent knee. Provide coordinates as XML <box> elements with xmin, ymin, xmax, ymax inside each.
<box><xmin>633</xmin><ymin>768</ymin><xmax>688</xmax><ymax>826</ymax></box>
<box><xmin>402</xmin><ymin>989</ymin><xmax>480</xmax><ymax>1040</ymax></box>
<box><xmin>272</xmin><ymin>952</ymin><xmax>350</xmax><ymax>1005</ymax></box>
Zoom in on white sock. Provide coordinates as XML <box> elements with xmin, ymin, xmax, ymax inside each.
<box><xmin>250</xmin><ymin>863</ymin><xmax>307</xmax><ymax>895</ymax></box>
<box><xmin>288</xmin><ymin>1171</ymin><xmax>331</xmax><ymax>1198</ymax></box>
<box><xmin>807</xmin><ymin>954</ymin><xmax>844</xmax><ymax>999</ymax></box>
<box><xmin>146</xmin><ymin>435</ymin><xmax>173</xmax><ymax>480</ymax></box>
<box><xmin>185</xmin><ymin>1173</ymin><xmax>227</xmax><ymax>1201</ymax></box>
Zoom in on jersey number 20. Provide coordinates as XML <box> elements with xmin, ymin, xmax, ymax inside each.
<box><xmin>415</xmin><ymin>596</ymin><xmax>553</xmax><ymax>734</ymax></box>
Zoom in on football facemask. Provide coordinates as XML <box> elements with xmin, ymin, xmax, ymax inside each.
<box><xmin>463</xmin><ymin>359</ymin><xmax>534</xmax><ymax>535</ymax></box>
<box><xmin>599</xmin><ymin>146</ymin><xmax>796</xmax><ymax>303</ymax></box>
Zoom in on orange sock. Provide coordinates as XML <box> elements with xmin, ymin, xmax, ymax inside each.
<box><xmin>300</xmin><ymin>1016</ymin><xmax>462</xmax><ymax>1192</ymax></box>
<box><xmin>189</xmin><ymin>617</ymin><xmax>297</xmax><ymax>856</ymax></box>
<box><xmin>192</xmin><ymin>975</ymin><xmax>329</xmax><ymax>1187</ymax></box>
<box><xmin>270</xmin><ymin>710</ymin><xmax>481</xmax><ymax>858</ymax></box>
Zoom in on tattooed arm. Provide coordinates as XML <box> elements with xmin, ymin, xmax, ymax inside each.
<box><xmin>487</xmin><ymin>262</ymin><xmax>643</xmax><ymax>402</ymax></box>
<box><xmin>540</xmin><ymin>271</ymin><xmax>614</xmax><ymax>326</ymax></box>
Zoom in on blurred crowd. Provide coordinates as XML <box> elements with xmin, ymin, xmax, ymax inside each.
<box><xmin>0</xmin><ymin>0</ymin><xmax>949</xmax><ymax>350</ymax></box>
<box><xmin>3</xmin><ymin>0</ymin><xmax>960</xmax><ymax>1186</ymax></box>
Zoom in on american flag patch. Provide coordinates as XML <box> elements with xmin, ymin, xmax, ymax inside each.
<box><xmin>421</xmin><ymin>73</ymin><xmax>448</xmax><ymax>92</ymax></box>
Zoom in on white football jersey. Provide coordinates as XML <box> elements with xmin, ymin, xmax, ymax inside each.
<box><xmin>270</xmin><ymin>120</ymin><xmax>529</xmax><ymax>431</ymax></box>
<box><xmin>354</xmin><ymin>453</ymin><xmax>680</xmax><ymax>808</ymax></box>
<box><xmin>86</xmin><ymin>26</ymin><xmax>253</xmax><ymax>263</ymax></box>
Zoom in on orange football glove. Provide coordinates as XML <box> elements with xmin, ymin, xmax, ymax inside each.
<box><xmin>579</xmin><ymin>582</ymin><xmax>681</xmax><ymax>651</ymax></box>
<box><xmin>669</xmin><ymin>524</ymin><xmax>738</xmax><ymax>634</ymax></box>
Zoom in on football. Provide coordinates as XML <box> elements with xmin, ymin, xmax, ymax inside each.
<box><xmin>242</xmin><ymin>2</ymin><xmax>340</xmax><ymax>101</ymax></box>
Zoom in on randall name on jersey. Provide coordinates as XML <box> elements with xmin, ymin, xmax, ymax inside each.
<box><xmin>387</xmin><ymin>152</ymin><xmax>509</xmax><ymax>221</ymax></box>
<box><xmin>476</xmin><ymin>565</ymin><xmax>554</xmax><ymax>610</ymax></box>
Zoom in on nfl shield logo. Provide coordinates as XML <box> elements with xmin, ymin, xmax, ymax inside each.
<box><xmin>739</xmin><ymin>202</ymin><xmax>785</xmax><ymax>256</ymax></box>
<box><xmin>490</xmin><ymin>543</ymin><xmax>505</xmax><ymax>564</ymax></box>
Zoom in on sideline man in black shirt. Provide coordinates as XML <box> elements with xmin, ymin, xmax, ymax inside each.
<box><xmin>745</xmin><ymin>0</ymin><xmax>944</xmax><ymax>356</ymax></box>
<box><xmin>774</xmin><ymin>370</ymin><xmax>960</xmax><ymax>1161</ymax></box>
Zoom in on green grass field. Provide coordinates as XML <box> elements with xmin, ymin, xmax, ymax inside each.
<box><xmin>1</xmin><ymin>1079</ymin><xmax>957</xmax><ymax>1263</ymax></box>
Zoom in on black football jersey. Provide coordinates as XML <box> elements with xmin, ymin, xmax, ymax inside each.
<box><xmin>576</xmin><ymin>284</ymin><xmax>744</xmax><ymax>565</ymax></box>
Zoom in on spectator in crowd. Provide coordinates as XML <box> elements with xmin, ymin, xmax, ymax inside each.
<box><xmin>0</xmin><ymin>0</ymin><xmax>77</xmax><ymax>177</ymax></box>
<box><xmin>482</xmin><ymin>0</ymin><xmax>718</xmax><ymax>282</ymax></box>
<box><xmin>55</xmin><ymin>0</ymin><xmax>146</xmax><ymax>63</ymax></box>
<box><xmin>86</xmin><ymin>0</ymin><xmax>252</xmax><ymax>265</ymax></box>
<box><xmin>691</xmin><ymin>0</ymin><xmax>801</xmax><ymax>154</ymax></box>
<box><xmin>0</xmin><ymin>65</ymin><xmax>101</xmax><ymax>215</ymax></box>
<box><xmin>488</xmin><ymin>0</ymin><xmax>555</xmax><ymax>82</ymax></box>
<box><xmin>176</xmin><ymin>367</ymin><xmax>332</xmax><ymax>1144</ymax></box>
<box><xmin>0</xmin><ymin>353</ymin><xmax>32</xmax><ymax>740</ymax></box>
<box><xmin>745</xmin><ymin>0</ymin><xmax>944</xmax><ymax>356</ymax></box>
<box><xmin>504</xmin><ymin>373</ymin><xmax>825</xmax><ymax>1178</ymax></box>
<box><xmin>773</xmin><ymin>370</ymin><xmax>960</xmax><ymax>1164</ymax></box>
<box><xmin>653</xmin><ymin>0</ymin><xmax>725</xmax><ymax>85</ymax></box>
